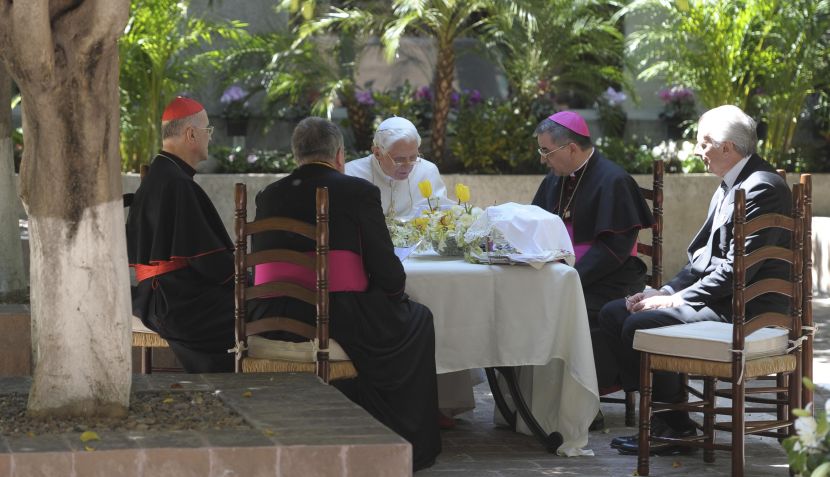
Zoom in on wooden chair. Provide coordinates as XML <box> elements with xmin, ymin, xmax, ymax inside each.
<box><xmin>599</xmin><ymin>159</ymin><xmax>664</xmax><ymax>426</ymax></box>
<box><xmin>634</xmin><ymin>183</ymin><xmax>805</xmax><ymax>477</ymax></box>
<box><xmin>126</xmin><ymin>164</ymin><xmax>175</xmax><ymax>374</ymax></box>
<box><xmin>232</xmin><ymin>183</ymin><xmax>357</xmax><ymax>382</ymax></box>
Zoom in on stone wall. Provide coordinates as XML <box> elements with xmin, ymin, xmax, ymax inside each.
<box><xmin>12</xmin><ymin>172</ymin><xmax>830</xmax><ymax>293</ymax></box>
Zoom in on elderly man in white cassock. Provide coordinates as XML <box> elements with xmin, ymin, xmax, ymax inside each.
<box><xmin>346</xmin><ymin>115</ymin><xmax>479</xmax><ymax>428</ymax></box>
<box><xmin>346</xmin><ymin>116</ymin><xmax>448</xmax><ymax>219</ymax></box>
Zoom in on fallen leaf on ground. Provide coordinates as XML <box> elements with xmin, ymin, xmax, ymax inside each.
<box><xmin>162</xmin><ymin>397</ymin><xmax>175</xmax><ymax>404</ymax></box>
<box><xmin>84</xmin><ymin>445</ymin><xmax>96</xmax><ymax>452</ymax></box>
<box><xmin>672</xmin><ymin>461</ymin><xmax>682</xmax><ymax>468</ymax></box>
<box><xmin>80</xmin><ymin>431</ymin><xmax>100</xmax><ymax>443</ymax></box>
<box><xmin>242</xmin><ymin>391</ymin><xmax>252</xmax><ymax>398</ymax></box>
<box><xmin>170</xmin><ymin>383</ymin><xmax>183</xmax><ymax>389</ymax></box>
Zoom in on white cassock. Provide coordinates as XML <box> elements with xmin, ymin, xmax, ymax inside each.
<box><xmin>346</xmin><ymin>154</ymin><xmax>481</xmax><ymax>417</ymax></box>
<box><xmin>345</xmin><ymin>155</ymin><xmax>449</xmax><ymax>219</ymax></box>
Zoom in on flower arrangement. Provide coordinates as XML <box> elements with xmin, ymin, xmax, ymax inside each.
<box><xmin>783</xmin><ymin>379</ymin><xmax>830</xmax><ymax>476</ymax></box>
<box><xmin>386</xmin><ymin>181</ymin><xmax>483</xmax><ymax>258</ymax></box>
<box><xmin>650</xmin><ymin>139</ymin><xmax>703</xmax><ymax>173</ymax></box>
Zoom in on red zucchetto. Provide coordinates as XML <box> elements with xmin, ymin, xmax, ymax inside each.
<box><xmin>161</xmin><ymin>96</ymin><xmax>205</xmax><ymax>122</ymax></box>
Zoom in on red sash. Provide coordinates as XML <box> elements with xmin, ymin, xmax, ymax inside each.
<box><xmin>133</xmin><ymin>259</ymin><xmax>188</xmax><ymax>282</ymax></box>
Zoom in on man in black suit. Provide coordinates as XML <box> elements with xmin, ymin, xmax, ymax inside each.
<box><xmin>599</xmin><ymin>105</ymin><xmax>791</xmax><ymax>455</ymax></box>
<box><xmin>250</xmin><ymin>117</ymin><xmax>441</xmax><ymax>471</ymax></box>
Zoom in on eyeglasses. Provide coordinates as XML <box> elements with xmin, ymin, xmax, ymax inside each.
<box><xmin>538</xmin><ymin>143</ymin><xmax>569</xmax><ymax>158</ymax></box>
<box><xmin>383</xmin><ymin>152</ymin><xmax>420</xmax><ymax>167</ymax></box>
<box><xmin>196</xmin><ymin>126</ymin><xmax>214</xmax><ymax>138</ymax></box>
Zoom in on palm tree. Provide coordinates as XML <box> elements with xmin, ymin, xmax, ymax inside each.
<box><xmin>119</xmin><ymin>0</ymin><xmax>247</xmax><ymax>171</ymax></box>
<box><xmin>622</xmin><ymin>0</ymin><xmax>830</xmax><ymax>167</ymax></box>
<box><xmin>378</xmin><ymin>0</ymin><xmax>535</xmax><ymax>166</ymax></box>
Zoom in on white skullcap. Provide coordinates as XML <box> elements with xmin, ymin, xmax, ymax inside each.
<box><xmin>377</xmin><ymin>116</ymin><xmax>417</xmax><ymax>133</ymax></box>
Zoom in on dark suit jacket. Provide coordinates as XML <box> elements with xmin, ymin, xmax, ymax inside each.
<box><xmin>665</xmin><ymin>154</ymin><xmax>791</xmax><ymax>318</ymax></box>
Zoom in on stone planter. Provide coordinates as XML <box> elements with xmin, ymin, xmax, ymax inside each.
<box><xmin>0</xmin><ymin>304</ymin><xmax>31</xmax><ymax>376</ymax></box>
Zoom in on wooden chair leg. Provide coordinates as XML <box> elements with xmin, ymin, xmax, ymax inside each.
<box><xmin>703</xmin><ymin>377</ymin><xmax>716</xmax><ymax>463</ymax></box>
<box><xmin>777</xmin><ymin>374</ymin><xmax>788</xmax><ymax>439</ymax></box>
<box><xmin>732</xmin><ymin>377</ymin><xmax>745</xmax><ymax>477</ymax></box>
<box><xmin>625</xmin><ymin>391</ymin><xmax>637</xmax><ymax>427</ymax></box>
<box><xmin>141</xmin><ymin>346</ymin><xmax>152</xmax><ymax>374</ymax></box>
<box><xmin>637</xmin><ymin>353</ymin><xmax>652</xmax><ymax>476</ymax></box>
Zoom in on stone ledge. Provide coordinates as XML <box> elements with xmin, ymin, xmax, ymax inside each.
<box><xmin>0</xmin><ymin>373</ymin><xmax>411</xmax><ymax>477</ymax></box>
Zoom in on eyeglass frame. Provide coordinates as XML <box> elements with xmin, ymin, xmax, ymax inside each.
<box><xmin>381</xmin><ymin>150</ymin><xmax>421</xmax><ymax>168</ymax></box>
<box><xmin>537</xmin><ymin>143</ymin><xmax>569</xmax><ymax>159</ymax></box>
<box><xmin>193</xmin><ymin>125</ymin><xmax>214</xmax><ymax>139</ymax></box>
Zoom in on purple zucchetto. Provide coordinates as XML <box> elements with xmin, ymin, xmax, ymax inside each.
<box><xmin>548</xmin><ymin>111</ymin><xmax>591</xmax><ymax>138</ymax></box>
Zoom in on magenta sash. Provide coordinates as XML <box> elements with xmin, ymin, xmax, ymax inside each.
<box><xmin>254</xmin><ymin>250</ymin><xmax>368</xmax><ymax>292</ymax></box>
<box><xmin>565</xmin><ymin>222</ymin><xmax>638</xmax><ymax>264</ymax></box>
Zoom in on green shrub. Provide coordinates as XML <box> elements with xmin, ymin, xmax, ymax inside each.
<box><xmin>212</xmin><ymin>146</ymin><xmax>297</xmax><ymax>174</ymax></box>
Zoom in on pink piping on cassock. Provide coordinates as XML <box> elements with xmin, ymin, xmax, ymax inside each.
<box><xmin>254</xmin><ymin>250</ymin><xmax>369</xmax><ymax>292</ymax></box>
<box><xmin>564</xmin><ymin>222</ymin><xmax>637</xmax><ymax>264</ymax></box>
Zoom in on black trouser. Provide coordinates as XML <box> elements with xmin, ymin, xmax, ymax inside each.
<box><xmin>585</xmin><ymin>256</ymin><xmax>647</xmax><ymax>387</ymax></box>
<box><xmin>598</xmin><ymin>298</ymin><xmax>726</xmax><ymax>429</ymax></box>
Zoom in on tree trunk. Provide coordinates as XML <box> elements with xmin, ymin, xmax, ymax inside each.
<box><xmin>430</xmin><ymin>38</ymin><xmax>455</xmax><ymax>167</ymax></box>
<box><xmin>0</xmin><ymin>1</ymin><xmax>132</xmax><ymax>417</ymax></box>
<box><xmin>0</xmin><ymin>64</ymin><xmax>26</xmax><ymax>301</ymax></box>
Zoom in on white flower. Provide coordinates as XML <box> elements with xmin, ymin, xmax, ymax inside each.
<box><xmin>796</xmin><ymin>415</ymin><xmax>820</xmax><ymax>447</ymax></box>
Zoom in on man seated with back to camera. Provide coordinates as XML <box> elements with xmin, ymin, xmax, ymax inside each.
<box><xmin>249</xmin><ymin>117</ymin><xmax>441</xmax><ymax>471</ymax></box>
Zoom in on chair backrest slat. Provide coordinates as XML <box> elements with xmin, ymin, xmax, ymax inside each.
<box><xmin>743</xmin><ymin>213</ymin><xmax>794</xmax><ymax>236</ymax></box>
<box><xmin>245</xmin><ymin>282</ymin><xmax>317</xmax><ymax>303</ymax></box>
<box><xmin>246</xmin><ymin>217</ymin><xmax>315</xmax><ymax>239</ymax></box>
<box><xmin>245</xmin><ymin>316</ymin><xmax>317</xmax><ymax>340</ymax></box>
<box><xmin>246</xmin><ymin>249</ymin><xmax>314</xmax><ymax>269</ymax></box>
<box><xmin>743</xmin><ymin>245</ymin><xmax>796</xmax><ymax>269</ymax></box>
<box><xmin>744</xmin><ymin>312</ymin><xmax>792</xmax><ymax>336</ymax></box>
<box><xmin>743</xmin><ymin>278</ymin><xmax>795</xmax><ymax>303</ymax></box>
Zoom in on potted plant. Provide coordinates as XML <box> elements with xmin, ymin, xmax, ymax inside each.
<box><xmin>220</xmin><ymin>85</ymin><xmax>250</xmax><ymax>137</ymax></box>
<box><xmin>658</xmin><ymin>86</ymin><xmax>696</xmax><ymax>139</ymax></box>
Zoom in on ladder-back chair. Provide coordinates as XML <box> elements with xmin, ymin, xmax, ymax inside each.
<box><xmin>600</xmin><ymin>159</ymin><xmax>664</xmax><ymax>426</ymax></box>
<box><xmin>634</xmin><ymin>183</ymin><xmax>805</xmax><ymax>477</ymax></box>
<box><xmin>232</xmin><ymin>183</ymin><xmax>357</xmax><ymax>383</ymax></box>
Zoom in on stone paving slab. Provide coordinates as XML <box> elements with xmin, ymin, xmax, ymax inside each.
<box><xmin>0</xmin><ymin>373</ymin><xmax>411</xmax><ymax>477</ymax></box>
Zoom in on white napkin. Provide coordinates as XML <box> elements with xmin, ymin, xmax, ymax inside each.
<box><xmin>464</xmin><ymin>203</ymin><xmax>575</xmax><ymax>267</ymax></box>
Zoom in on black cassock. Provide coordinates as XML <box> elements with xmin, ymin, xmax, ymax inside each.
<box><xmin>126</xmin><ymin>152</ymin><xmax>235</xmax><ymax>373</ymax></box>
<box><xmin>532</xmin><ymin>151</ymin><xmax>654</xmax><ymax>387</ymax></box>
<box><xmin>250</xmin><ymin>163</ymin><xmax>441</xmax><ymax>471</ymax></box>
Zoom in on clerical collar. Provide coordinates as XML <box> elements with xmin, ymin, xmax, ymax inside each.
<box><xmin>157</xmin><ymin>151</ymin><xmax>196</xmax><ymax>177</ymax></box>
<box><xmin>722</xmin><ymin>155</ymin><xmax>751</xmax><ymax>189</ymax></box>
<box><xmin>303</xmin><ymin>161</ymin><xmax>338</xmax><ymax>171</ymax></box>
<box><xmin>569</xmin><ymin>148</ymin><xmax>595</xmax><ymax>177</ymax></box>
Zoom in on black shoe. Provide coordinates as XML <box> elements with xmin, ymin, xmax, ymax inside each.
<box><xmin>611</xmin><ymin>416</ymin><xmax>697</xmax><ymax>453</ymax></box>
<box><xmin>589</xmin><ymin>410</ymin><xmax>605</xmax><ymax>431</ymax></box>
<box><xmin>610</xmin><ymin>434</ymin><xmax>637</xmax><ymax>449</ymax></box>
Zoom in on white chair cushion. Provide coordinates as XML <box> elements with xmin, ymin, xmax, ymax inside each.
<box><xmin>247</xmin><ymin>335</ymin><xmax>351</xmax><ymax>362</ymax></box>
<box><xmin>132</xmin><ymin>315</ymin><xmax>156</xmax><ymax>334</ymax></box>
<box><xmin>633</xmin><ymin>321</ymin><xmax>789</xmax><ymax>362</ymax></box>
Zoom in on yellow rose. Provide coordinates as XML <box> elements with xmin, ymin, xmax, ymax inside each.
<box><xmin>455</xmin><ymin>183</ymin><xmax>470</xmax><ymax>203</ymax></box>
<box><xmin>418</xmin><ymin>180</ymin><xmax>433</xmax><ymax>199</ymax></box>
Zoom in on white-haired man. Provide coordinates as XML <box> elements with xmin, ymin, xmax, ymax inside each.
<box><xmin>346</xmin><ymin>116</ymin><xmax>448</xmax><ymax>218</ymax></box>
<box><xmin>600</xmin><ymin>105</ymin><xmax>791</xmax><ymax>455</ymax></box>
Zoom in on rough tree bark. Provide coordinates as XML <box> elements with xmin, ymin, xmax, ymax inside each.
<box><xmin>0</xmin><ymin>63</ymin><xmax>27</xmax><ymax>301</ymax></box>
<box><xmin>0</xmin><ymin>0</ymin><xmax>132</xmax><ymax>417</ymax></box>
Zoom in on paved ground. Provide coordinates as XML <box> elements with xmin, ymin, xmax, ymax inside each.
<box><xmin>419</xmin><ymin>298</ymin><xmax>830</xmax><ymax>476</ymax></box>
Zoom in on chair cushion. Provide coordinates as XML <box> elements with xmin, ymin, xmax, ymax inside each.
<box><xmin>633</xmin><ymin>321</ymin><xmax>789</xmax><ymax>362</ymax></box>
<box><xmin>132</xmin><ymin>315</ymin><xmax>155</xmax><ymax>334</ymax></box>
<box><xmin>247</xmin><ymin>335</ymin><xmax>351</xmax><ymax>362</ymax></box>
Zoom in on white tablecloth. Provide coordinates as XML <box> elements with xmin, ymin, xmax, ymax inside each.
<box><xmin>403</xmin><ymin>254</ymin><xmax>599</xmax><ymax>455</ymax></box>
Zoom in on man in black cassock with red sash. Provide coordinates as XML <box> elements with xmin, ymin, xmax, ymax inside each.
<box><xmin>531</xmin><ymin>111</ymin><xmax>654</xmax><ymax>396</ymax></box>
<box><xmin>126</xmin><ymin>97</ymin><xmax>234</xmax><ymax>373</ymax></box>
<box><xmin>249</xmin><ymin>117</ymin><xmax>441</xmax><ymax>471</ymax></box>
